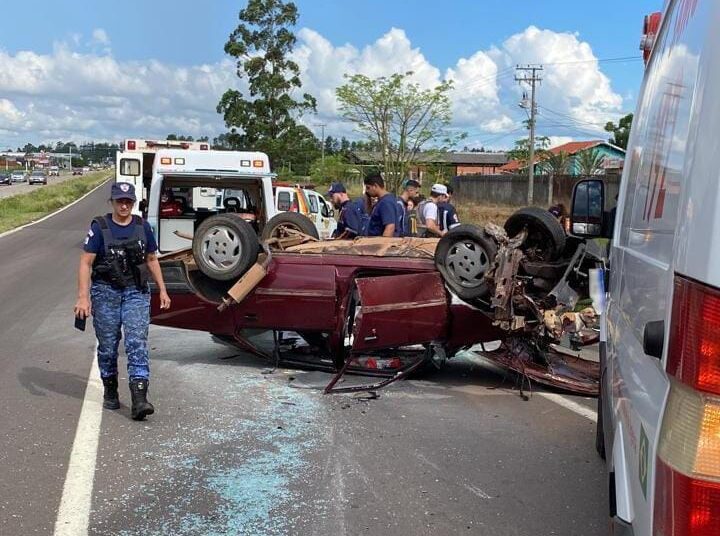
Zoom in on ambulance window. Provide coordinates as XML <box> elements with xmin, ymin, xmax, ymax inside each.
<box><xmin>119</xmin><ymin>159</ymin><xmax>140</xmax><ymax>176</ymax></box>
<box><xmin>277</xmin><ymin>191</ymin><xmax>291</xmax><ymax>211</ymax></box>
<box><xmin>617</xmin><ymin>0</ymin><xmax>704</xmax><ymax>263</ymax></box>
<box><xmin>308</xmin><ymin>193</ymin><xmax>319</xmax><ymax>213</ymax></box>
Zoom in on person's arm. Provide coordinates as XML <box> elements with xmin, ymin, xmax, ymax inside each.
<box><xmin>382</xmin><ymin>223</ymin><xmax>396</xmax><ymax>237</ymax></box>
<box><xmin>425</xmin><ymin>218</ymin><xmax>445</xmax><ymax>237</ymax></box>
<box><xmin>145</xmin><ymin>253</ymin><xmax>171</xmax><ymax>309</ymax></box>
<box><xmin>74</xmin><ymin>252</ymin><xmax>96</xmax><ymax>319</ymax></box>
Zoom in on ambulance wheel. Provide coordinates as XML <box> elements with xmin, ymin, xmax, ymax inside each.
<box><xmin>435</xmin><ymin>225</ymin><xmax>497</xmax><ymax>300</ymax></box>
<box><xmin>193</xmin><ymin>214</ymin><xmax>259</xmax><ymax>281</ymax></box>
<box><xmin>504</xmin><ymin>207</ymin><xmax>566</xmax><ymax>261</ymax></box>
<box><xmin>261</xmin><ymin>213</ymin><xmax>319</xmax><ymax>242</ymax></box>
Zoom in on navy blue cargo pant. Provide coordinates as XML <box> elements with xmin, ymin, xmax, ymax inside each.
<box><xmin>90</xmin><ymin>281</ymin><xmax>151</xmax><ymax>380</ymax></box>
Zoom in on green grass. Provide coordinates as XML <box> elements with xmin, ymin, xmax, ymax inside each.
<box><xmin>0</xmin><ymin>172</ymin><xmax>111</xmax><ymax>233</ymax></box>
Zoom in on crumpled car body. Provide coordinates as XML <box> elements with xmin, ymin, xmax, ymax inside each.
<box><xmin>151</xmin><ymin>236</ymin><xmax>601</xmax><ymax>395</ymax></box>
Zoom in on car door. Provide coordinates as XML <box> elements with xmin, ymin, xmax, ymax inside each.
<box><xmin>351</xmin><ymin>272</ymin><xmax>448</xmax><ymax>352</ymax></box>
<box><xmin>317</xmin><ymin>194</ymin><xmax>338</xmax><ymax>239</ymax></box>
<box><xmin>305</xmin><ymin>190</ymin><xmax>322</xmax><ymax>234</ymax></box>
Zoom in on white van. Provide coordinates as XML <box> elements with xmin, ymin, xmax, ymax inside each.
<box><xmin>273</xmin><ymin>184</ymin><xmax>337</xmax><ymax>239</ymax></box>
<box><xmin>569</xmin><ymin>3</ymin><xmax>720</xmax><ymax>535</ymax></box>
<box><xmin>116</xmin><ymin>138</ymin><xmax>213</xmax><ymax>214</ymax></box>
<box><xmin>146</xmin><ymin>149</ymin><xmax>276</xmax><ymax>253</ymax></box>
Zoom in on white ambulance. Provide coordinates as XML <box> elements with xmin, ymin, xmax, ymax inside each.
<box><xmin>570</xmin><ymin>2</ymin><xmax>720</xmax><ymax>535</ymax></box>
<box><xmin>116</xmin><ymin>138</ymin><xmax>218</xmax><ymax>214</ymax></box>
<box><xmin>145</xmin><ymin>149</ymin><xmax>277</xmax><ymax>254</ymax></box>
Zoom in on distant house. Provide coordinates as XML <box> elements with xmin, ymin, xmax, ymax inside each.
<box><xmin>498</xmin><ymin>140</ymin><xmax>626</xmax><ymax>176</ymax></box>
<box><xmin>349</xmin><ymin>151</ymin><xmax>508</xmax><ymax>182</ymax></box>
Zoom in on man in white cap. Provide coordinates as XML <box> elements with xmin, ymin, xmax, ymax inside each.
<box><xmin>417</xmin><ymin>183</ymin><xmax>448</xmax><ymax>237</ymax></box>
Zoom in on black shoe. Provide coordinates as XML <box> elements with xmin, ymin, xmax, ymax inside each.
<box><xmin>101</xmin><ymin>376</ymin><xmax>120</xmax><ymax>410</ymax></box>
<box><xmin>129</xmin><ymin>379</ymin><xmax>155</xmax><ymax>421</ymax></box>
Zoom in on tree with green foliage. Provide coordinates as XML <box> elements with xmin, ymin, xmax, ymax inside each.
<box><xmin>540</xmin><ymin>151</ymin><xmax>570</xmax><ymax>176</ymax></box>
<box><xmin>217</xmin><ymin>0</ymin><xmax>317</xmax><ymax>172</ymax></box>
<box><xmin>309</xmin><ymin>154</ymin><xmax>357</xmax><ymax>184</ymax></box>
<box><xmin>604</xmin><ymin>113</ymin><xmax>633</xmax><ymax>149</ymax></box>
<box><xmin>576</xmin><ymin>148</ymin><xmax>606</xmax><ymax>177</ymax></box>
<box><xmin>507</xmin><ymin>136</ymin><xmax>551</xmax><ymax>172</ymax></box>
<box><xmin>336</xmin><ymin>71</ymin><xmax>462</xmax><ymax>193</ymax></box>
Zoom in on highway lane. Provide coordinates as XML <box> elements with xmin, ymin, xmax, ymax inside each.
<box><xmin>0</xmin><ymin>184</ymin><xmax>608</xmax><ymax>535</ymax></box>
<box><xmin>0</xmin><ymin>180</ymin><xmax>110</xmax><ymax>534</ymax></box>
<box><xmin>0</xmin><ymin>170</ymin><xmax>106</xmax><ymax>200</ymax></box>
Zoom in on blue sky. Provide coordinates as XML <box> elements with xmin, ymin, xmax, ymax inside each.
<box><xmin>0</xmin><ymin>0</ymin><xmax>662</xmax><ymax>149</ymax></box>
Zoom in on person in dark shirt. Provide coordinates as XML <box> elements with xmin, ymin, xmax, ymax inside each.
<box><xmin>437</xmin><ymin>184</ymin><xmax>460</xmax><ymax>233</ymax></box>
<box><xmin>396</xmin><ymin>179</ymin><xmax>420</xmax><ymax>237</ymax></box>
<box><xmin>363</xmin><ymin>175</ymin><xmax>399</xmax><ymax>237</ymax></box>
<box><xmin>327</xmin><ymin>182</ymin><xmax>368</xmax><ymax>238</ymax></box>
<box><xmin>74</xmin><ymin>182</ymin><xmax>170</xmax><ymax>421</ymax></box>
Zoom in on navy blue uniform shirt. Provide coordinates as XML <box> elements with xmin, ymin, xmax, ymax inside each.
<box><xmin>366</xmin><ymin>194</ymin><xmax>400</xmax><ymax>237</ymax></box>
<box><xmin>437</xmin><ymin>202</ymin><xmax>460</xmax><ymax>232</ymax></box>
<box><xmin>334</xmin><ymin>198</ymin><xmax>368</xmax><ymax>238</ymax></box>
<box><xmin>84</xmin><ymin>214</ymin><xmax>158</xmax><ymax>257</ymax></box>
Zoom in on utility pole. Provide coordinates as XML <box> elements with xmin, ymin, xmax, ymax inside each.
<box><xmin>515</xmin><ymin>64</ymin><xmax>543</xmax><ymax>205</ymax></box>
<box><xmin>314</xmin><ymin>123</ymin><xmax>327</xmax><ymax>168</ymax></box>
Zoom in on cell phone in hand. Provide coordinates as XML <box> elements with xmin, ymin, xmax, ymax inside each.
<box><xmin>74</xmin><ymin>315</ymin><xmax>87</xmax><ymax>331</ymax></box>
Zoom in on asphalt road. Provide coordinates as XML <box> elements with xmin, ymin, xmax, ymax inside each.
<box><xmin>0</xmin><ymin>170</ymin><xmax>96</xmax><ymax>199</ymax></box>
<box><xmin>0</xmin><ymin>181</ymin><xmax>608</xmax><ymax>535</ymax></box>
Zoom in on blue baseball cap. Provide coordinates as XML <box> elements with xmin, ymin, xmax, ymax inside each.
<box><xmin>111</xmin><ymin>182</ymin><xmax>137</xmax><ymax>201</ymax></box>
<box><xmin>327</xmin><ymin>182</ymin><xmax>346</xmax><ymax>196</ymax></box>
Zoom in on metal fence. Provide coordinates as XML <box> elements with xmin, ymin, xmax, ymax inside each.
<box><xmin>451</xmin><ymin>173</ymin><xmax>621</xmax><ymax>209</ymax></box>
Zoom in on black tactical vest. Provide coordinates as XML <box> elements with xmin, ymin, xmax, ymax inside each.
<box><xmin>91</xmin><ymin>215</ymin><xmax>149</xmax><ymax>290</ymax></box>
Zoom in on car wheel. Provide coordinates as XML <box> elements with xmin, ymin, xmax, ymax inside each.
<box><xmin>435</xmin><ymin>224</ymin><xmax>498</xmax><ymax>300</ymax></box>
<box><xmin>192</xmin><ymin>213</ymin><xmax>259</xmax><ymax>281</ymax></box>
<box><xmin>504</xmin><ymin>206</ymin><xmax>566</xmax><ymax>261</ymax></box>
<box><xmin>261</xmin><ymin>212</ymin><xmax>319</xmax><ymax>242</ymax></box>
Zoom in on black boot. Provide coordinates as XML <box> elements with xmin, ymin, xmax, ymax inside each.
<box><xmin>101</xmin><ymin>376</ymin><xmax>120</xmax><ymax>410</ymax></box>
<box><xmin>129</xmin><ymin>379</ymin><xmax>155</xmax><ymax>421</ymax></box>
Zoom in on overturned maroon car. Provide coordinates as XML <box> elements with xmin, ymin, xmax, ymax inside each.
<box><xmin>150</xmin><ymin>184</ymin><xmax>607</xmax><ymax>396</ymax></box>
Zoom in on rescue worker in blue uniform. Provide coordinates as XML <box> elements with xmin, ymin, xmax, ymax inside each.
<box><xmin>327</xmin><ymin>182</ymin><xmax>369</xmax><ymax>238</ymax></box>
<box><xmin>73</xmin><ymin>182</ymin><xmax>171</xmax><ymax>421</ymax></box>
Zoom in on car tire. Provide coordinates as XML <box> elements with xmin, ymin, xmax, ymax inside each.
<box><xmin>192</xmin><ymin>213</ymin><xmax>259</xmax><ymax>281</ymax></box>
<box><xmin>261</xmin><ymin>212</ymin><xmax>319</xmax><ymax>242</ymax></box>
<box><xmin>435</xmin><ymin>224</ymin><xmax>498</xmax><ymax>300</ymax></box>
<box><xmin>504</xmin><ymin>206</ymin><xmax>567</xmax><ymax>261</ymax></box>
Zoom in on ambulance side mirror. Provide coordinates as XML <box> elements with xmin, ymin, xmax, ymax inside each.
<box><xmin>570</xmin><ymin>179</ymin><xmax>605</xmax><ymax>238</ymax></box>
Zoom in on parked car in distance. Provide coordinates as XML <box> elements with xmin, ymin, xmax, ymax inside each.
<box><xmin>28</xmin><ymin>170</ymin><xmax>48</xmax><ymax>185</ymax></box>
<box><xmin>48</xmin><ymin>166</ymin><xmax>60</xmax><ymax>176</ymax></box>
<box><xmin>0</xmin><ymin>172</ymin><xmax>11</xmax><ymax>185</ymax></box>
<box><xmin>11</xmin><ymin>170</ymin><xmax>27</xmax><ymax>183</ymax></box>
<box><xmin>72</xmin><ymin>168</ymin><xmax>83</xmax><ymax>176</ymax></box>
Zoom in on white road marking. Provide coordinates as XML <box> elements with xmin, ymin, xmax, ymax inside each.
<box><xmin>538</xmin><ymin>392</ymin><xmax>597</xmax><ymax>423</ymax></box>
<box><xmin>53</xmin><ymin>351</ymin><xmax>102</xmax><ymax>536</ymax></box>
<box><xmin>0</xmin><ymin>177</ymin><xmax>111</xmax><ymax>239</ymax></box>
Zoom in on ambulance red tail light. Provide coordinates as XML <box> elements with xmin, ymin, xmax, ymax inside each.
<box><xmin>200</xmin><ymin>144</ymin><xmax>209</xmax><ymax>150</ymax></box>
<box><xmin>668</xmin><ymin>277</ymin><xmax>720</xmax><ymax>396</ymax></box>
<box><xmin>127</xmin><ymin>140</ymin><xmax>136</xmax><ymax>150</ymax></box>
<box><xmin>654</xmin><ymin>276</ymin><xmax>720</xmax><ymax>535</ymax></box>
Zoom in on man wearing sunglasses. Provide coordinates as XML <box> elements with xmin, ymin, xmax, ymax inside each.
<box><xmin>74</xmin><ymin>182</ymin><xmax>170</xmax><ymax>421</ymax></box>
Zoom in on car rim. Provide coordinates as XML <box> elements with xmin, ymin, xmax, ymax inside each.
<box><xmin>445</xmin><ymin>240</ymin><xmax>490</xmax><ymax>288</ymax></box>
<box><xmin>200</xmin><ymin>226</ymin><xmax>242</xmax><ymax>272</ymax></box>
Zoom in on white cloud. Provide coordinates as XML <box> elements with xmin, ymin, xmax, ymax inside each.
<box><xmin>548</xmin><ymin>136</ymin><xmax>575</xmax><ymax>148</ymax></box>
<box><xmin>0</xmin><ymin>25</ymin><xmax>624</xmax><ymax>150</ymax></box>
<box><xmin>91</xmin><ymin>29</ymin><xmax>110</xmax><ymax>46</ymax></box>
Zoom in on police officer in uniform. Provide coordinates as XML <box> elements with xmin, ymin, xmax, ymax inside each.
<box><xmin>73</xmin><ymin>182</ymin><xmax>171</xmax><ymax>420</ymax></box>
